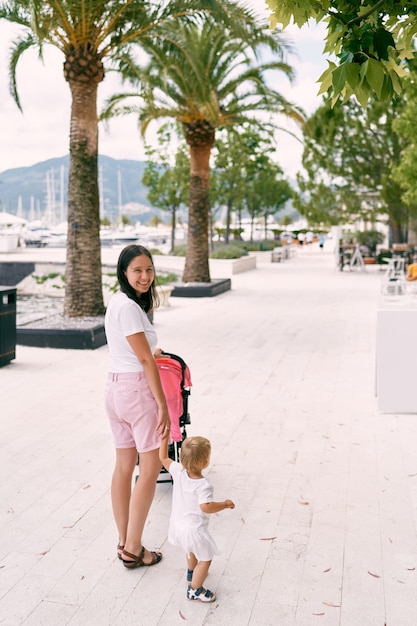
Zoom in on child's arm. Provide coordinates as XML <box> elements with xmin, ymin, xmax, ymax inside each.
<box><xmin>200</xmin><ymin>499</ymin><xmax>235</xmax><ymax>514</ymax></box>
<box><xmin>159</xmin><ymin>429</ymin><xmax>173</xmax><ymax>472</ymax></box>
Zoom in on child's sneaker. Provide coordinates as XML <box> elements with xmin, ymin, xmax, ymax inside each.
<box><xmin>187</xmin><ymin>585</ymin><xmax>216</xmax><ymax>603</ymax></box>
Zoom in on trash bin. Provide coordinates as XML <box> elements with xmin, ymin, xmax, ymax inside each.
<box><xmin>0</xmin><ymin>286</ymin><xmax>16</xmax><ymax>366</ymax></box>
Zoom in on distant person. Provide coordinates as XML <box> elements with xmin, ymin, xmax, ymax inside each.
<box><xmin>159</xmin><ymin>434</ymin><xmax>235</xmax><ymax>603</ymax></box>
<box><xmin>406</xmin><ymin>256</ymin><xmax>417</xmax><ymax>282</ymax></box>
<box><xmin>105</xmin><ymin>244</ymin><xmax>170</xmax><ymax>569</ymax></box>
<box><xmin>319</xmin><ymin>234</ymin><xmax>326</xmax><ymax>249</ymax></box>
<box><xmin>305</xmin><ymin>230</ymin><xmax>314</xmax><ymax>244</ymax></box>
<box><xmin>297</xmin><ymin>232</ymin><xmax>305</xmax><ymax>246</ymax></box>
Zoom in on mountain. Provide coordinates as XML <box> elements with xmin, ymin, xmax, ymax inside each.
<box><xmin>0</xmin><ymin>155</ymin><xmax>158</xmax><ymax>224</ymax></box>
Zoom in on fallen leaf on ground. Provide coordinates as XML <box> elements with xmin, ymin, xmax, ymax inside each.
<box><xmin>259</xmin><ymin>537</ymin><xmax>277</xmax><ymax>541</ymax></box>
<box><xmin>312</xmin><ymin>612</ymin><xmax>325</xmax><ymax>616</ymax></box>
<box><xmin>83</xmin><ymin>484</ymin><xmax>91</xmax><ymax>490</ymax></box>
<box><xmin>323</xmin><ymin>601</ymin><xmax>341</xmax><ymax>608</ymax></box>
<box><xmin>298</xmin><ymin>500</ymin><xmax>309</xmax><ymax>505</ymax></box>
<box><xmin>179</xmin><ymin>610</ymin><xmax>186</xmax><ymax>620</ymax></box>
<box><xmin>407</xmin><ymin>567</ymin><xmax>415</xmax><ymax>571</ymax></box>
<box><xmin>323</xmin><ymin>568</ymin><xmax>332</xmax><ymax>573</ymax></box>
<box><xmin>368</xmin><ymin>571</ymin><xmax>381</xmax><ymax>578</ymax></box>
<box><xmin>38</xmin><ymin>550</ymin><xmax>49</xmax><ymax>556</ymax></box>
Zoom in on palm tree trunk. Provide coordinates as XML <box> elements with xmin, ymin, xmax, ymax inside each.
<box><xmin>64</xmin><ymin>80</ymin><xmax>105</xmax><ymax>317</ymax></box>
<box><xmin>183</xmin><ymin>144</ymin><xmax>211</xmax><ymax>282</ymax></box>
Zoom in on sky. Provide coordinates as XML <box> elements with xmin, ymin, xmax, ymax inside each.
<box><xmin>0</xmin><ymin>2</ymin><xmax>328</xmax><ymax>182</ymax></box>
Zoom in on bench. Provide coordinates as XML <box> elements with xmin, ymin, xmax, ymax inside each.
<box><xmin>271</xmin><ymin>249</ymin><xmax>285</xmax><ymax>262</ymax></box>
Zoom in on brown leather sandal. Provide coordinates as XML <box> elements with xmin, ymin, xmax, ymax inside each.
<box><xmin>122</xmin><ymin>546</ymin><xmax>162</xmax><ymax>569</ymax></box>
<box><xmin>117</xmin><ymin>544</ymin><xmax>124</xmax><ymax>560</ymax></box>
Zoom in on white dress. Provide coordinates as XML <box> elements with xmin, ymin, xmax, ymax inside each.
<box><xmin>168</xmin><ymin>461</ymin><xmax>219</xmax><ymax>561</ymax></box>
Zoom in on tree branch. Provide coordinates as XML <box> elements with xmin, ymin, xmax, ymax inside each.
<box><xmin>313</xmin><ymin>0</ymin><xmax>387</xmax><ymax>27</ymax></box>
<box><xmin>347</xmin><ymin>0</ymin><xmax>386</xmax><ymax>26</ymax></box>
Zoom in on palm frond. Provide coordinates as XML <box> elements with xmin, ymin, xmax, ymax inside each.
<box><xmin>8</xmin><ymin>33</ymin><xmax>39</xmax><ymax>110</ymax></box>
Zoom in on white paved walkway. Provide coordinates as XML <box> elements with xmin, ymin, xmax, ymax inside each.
<box><xmin>1</xmin><ymin>244</ymin><xmax>417</xmax><ymax>625</ymax></box>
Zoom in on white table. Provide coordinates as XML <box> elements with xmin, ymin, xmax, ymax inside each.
<box><xmin>376</xmin><ymin>298</ymin><xmax>417</xmax><ymax>413</ymax></box>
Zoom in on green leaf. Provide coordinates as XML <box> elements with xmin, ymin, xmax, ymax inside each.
<box><xmin>386</xmin><ymin>56</ymin><xmax>408</xmax><ymax>78</ymax></box>
<box><xmin>390</xmin><ymin>71</ymin><xmax>402</xmax><ymax>95</ymax></box>
<box><xmin>344</xmin><ymin>62</ymin><xmax>360</xmax><ymax>91</ymax></box>
<box><xmin>341</xmin><ymin>82</ymin><xmax>354</xmax><ymax>104</ymax></box>
<box><xmin>339</xmin><ymin>48</ymin><xmax>354</xmax><ymax>64</ymax></box>
<box><xmin>317</xmin><ymin>62</ymin><xmax>336</xmax><ymax>95</ymax></box>
<box><xmin>355</xmin><ymin>80</ymin><xmax>371</xmax><ymax>107</ymax></box>
<box><xmin>380</xmin><ymin>74</ymin><xmax>393</xmax><ymax>101</ymax></box>
<box><xmin>332</xmin><ymin>64</ymin><xmax>347</xmax><ymax>99</ymax></box>
<box><xmin>373</xmin><ymin>28</ymin><xmax>395</xmax><ymax>61</ymax></box>
<box><xmin>364</xmin><ymin>58</ymin><xmax>385</xmax><ymax>98</ymax></box>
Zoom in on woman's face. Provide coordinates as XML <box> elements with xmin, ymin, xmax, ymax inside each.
<box><xmin>124</xmin><ymin>254</ymin><xmax>155</xmax><ymax>296</ymax></box>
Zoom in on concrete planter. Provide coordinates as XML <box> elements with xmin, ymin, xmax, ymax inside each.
<box><xmin>210</xmin><ymin>255</ymin><xmax>256</xmax><ymax>276</ymax></box>
<box><xmin>153</xmin><ymin>254</ymin><xmax>256</xmax><ymax>277</ymax></box>
<box><xmin>156</xmin><ymin>284</ymin><xmax>173</xmax><ymax>306</ymax></box>
<box><xmin>171</xmin><ymin>278</ymin><xmax>231</xmax><ymax>298</ymax></box>
<box><xmin>0</xmin><ymin>233</ymin><xmax>19</xmax><ymax>253</ymax></box>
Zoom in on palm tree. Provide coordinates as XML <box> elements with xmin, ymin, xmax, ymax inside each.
<box><xmin>101</xmin><ymin>16</ymin><xmax>305</xmax><ymax>283</ymax></box>
<box><xmin>0</xmin><ymin>0</ymin><xmax>245</xmax><ymax>316</ymax></box>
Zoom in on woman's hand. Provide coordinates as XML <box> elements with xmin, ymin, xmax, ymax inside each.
<box><xmin>154</xmin><ymin>347</ymin><xmax>164</xmax><ymax>359</ymax></box>
<box><xmin>157</xmin><ymin>406</ymin><xmax>171</xmax><ymax>438</ymax></box>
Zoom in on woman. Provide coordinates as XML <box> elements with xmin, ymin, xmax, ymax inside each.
<box><xmin>105</xmin><ymin>244</ymin><xmax>170</xmax><ymax>568</ymax></box>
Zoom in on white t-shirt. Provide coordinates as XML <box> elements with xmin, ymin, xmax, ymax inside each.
<box><xmin>105</xmin><ymin>292</ymin><xmax>157</xmax><ymax>373</ymax></box>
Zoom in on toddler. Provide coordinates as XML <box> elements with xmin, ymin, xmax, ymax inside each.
<box><xmin>159</xmin><ymin>434</ymin><xmax>235</xmax><ymax>602</ymax></box>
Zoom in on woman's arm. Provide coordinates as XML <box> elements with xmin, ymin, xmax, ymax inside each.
<box><xmin>126</xmin><ymin>332</ymin><xmax>170</xmax><ymax>436</ymax></box>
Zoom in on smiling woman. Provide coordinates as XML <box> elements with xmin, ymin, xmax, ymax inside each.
<box><xmin>104</xmin><ymin>243</ymin><xmax>169</xmax><ymax>568</ymax></box>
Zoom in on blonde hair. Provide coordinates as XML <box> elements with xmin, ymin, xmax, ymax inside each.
<box><xmin>180</xmin><ymin>436</ymin><xmax>211</xmax><ymax>473</ymax></box>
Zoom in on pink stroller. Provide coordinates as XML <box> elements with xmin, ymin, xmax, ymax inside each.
<box><xmin>156</xmin><ymin>351</ymin><xmax>191</xmax><ymax>482</ymax></box>
<box><xmin>135</xmin><ymin>352</ymin><xmax>192</xmax><ymax>483</ymax></box>
<box><xmin>136</xmin><ymin>352</ymin><xmax>191</xmax><ymax>483</ymax></box>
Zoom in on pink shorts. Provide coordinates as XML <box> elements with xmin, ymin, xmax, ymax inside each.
<box><xmin>105</xmin><ymin>372</ymin><xmax>161</xmax><ymax>453</ymax></box>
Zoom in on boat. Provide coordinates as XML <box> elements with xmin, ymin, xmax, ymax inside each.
<box><xmin>100</xmin><ymin>227</ymin><xmax>141</xmax><ymax>247</ymax></box>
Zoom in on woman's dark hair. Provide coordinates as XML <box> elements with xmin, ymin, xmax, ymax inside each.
<box><xmin>117</xmin><ymin>244</ymin><xmax>160</xmax><ymax>312</ymax></box>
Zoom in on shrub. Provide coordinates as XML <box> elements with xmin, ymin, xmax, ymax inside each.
<box><xmin>210</xmin><ymin>244</ymin><xmax>247</xmax><ymax>259</ymax></box>
<box><xmin>157</xmin><ymin>273</ymin><xmax>178</xmax><ymax>285</ymax></box>
<box><xmin>239</xmin><ymin>240</ymin><xmax>277</xmax><ymax>252</ymax></box>
<box><xmin>33</xmin><ymin>272</ymin><xmax>62</xmax><ymax>285</ymax></box>
<box><xmin>377</xmin><ymin>249</ymin><xmax>392</xmax><ymax>265</ymax></box>
<box><xmin>354</xmin><ymin>230</ymin><xmax>385</xmax><ymax>255</ymax></box>
<box><xmin>173</xmin><ymin>244</ymin><xmax>187</xmax><ymax>257</ymax></box>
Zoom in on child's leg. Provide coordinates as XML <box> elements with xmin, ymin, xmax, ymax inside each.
<box><xmin>191</xmin><ymin>560</ymin><xmax>211</xmax><ymax>590</ymax></box>
<box><xmin>186</xmin><ymin>552</ymin><xmax>198</xmax><ymax>582</ymax></box>
<box><xmin>187</xmin><ymin>552</ymin><xmax>198</xmax><ymax>572</ymax></box>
